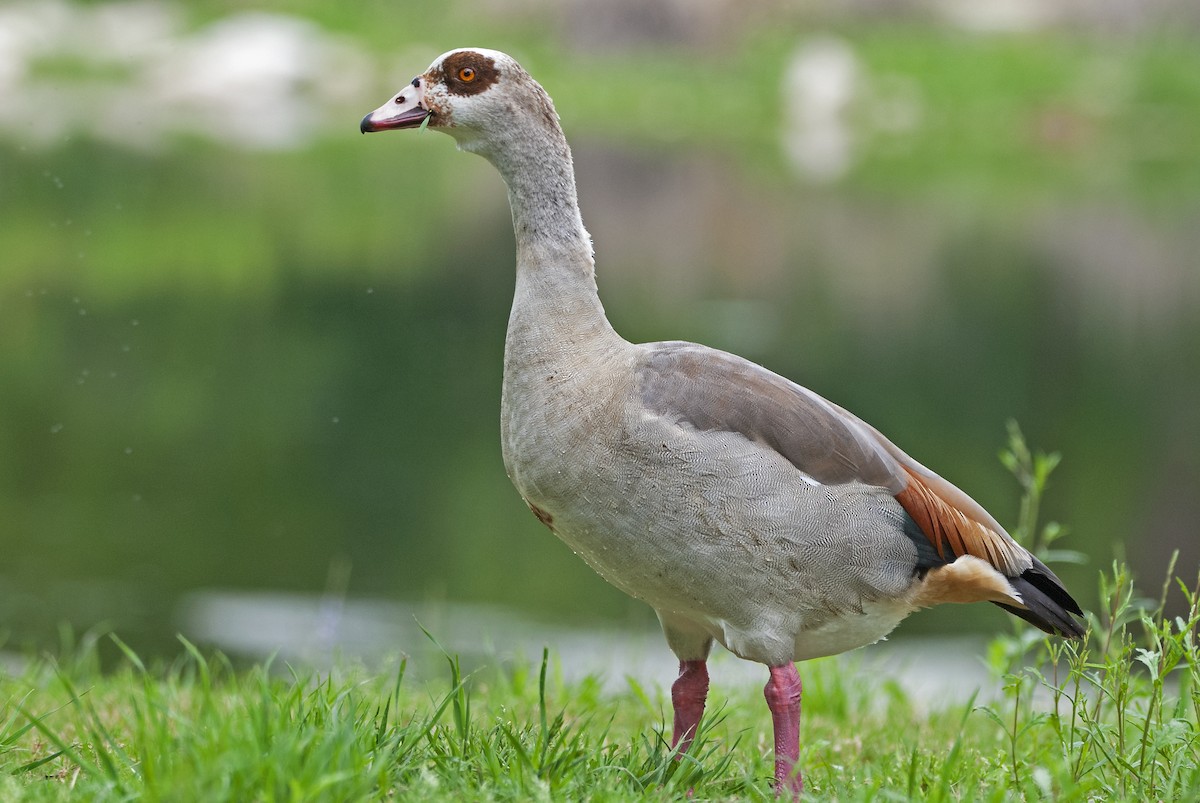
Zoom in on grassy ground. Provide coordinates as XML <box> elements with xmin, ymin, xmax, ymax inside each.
<box><xmin>0</xmin><ymin>564</ymin><xmax>1198</xmax><ymax>801</ymax></box>
<box><xmin>2</xmin><ymin>432</ymin><xmax>1199</xmax><ymax>800</ymax></box>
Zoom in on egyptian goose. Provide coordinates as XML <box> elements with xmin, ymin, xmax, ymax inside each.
<box><xmin>361</xmin><ymin>49</ymin><xmax>1085</xmax><ymax>796</ymax></box>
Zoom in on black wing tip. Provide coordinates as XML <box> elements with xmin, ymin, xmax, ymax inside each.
<box><xmin>995</xmin><ymin>569</ymin><xmax>1087</xmax><ymax>639</ymax></box>
<box><xmin>994</xmin><ymin>601</ymin><xmax>1087</xmax><ymax>639</ymax></box>
<box><xmin>1027</xmin><ymin>556</ymin><xmax>1085</xmax><ymax>616</ymax></box>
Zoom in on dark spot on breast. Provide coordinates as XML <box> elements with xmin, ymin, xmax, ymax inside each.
<box><xmin>432</xmin><ymin>51</ymin><xmax>501</xmax><ymax>97</ymax></box>
<box><xmin>528</xmin><ymin>502</ymin><xmax>555</xmax><ymax>532</ymax></box>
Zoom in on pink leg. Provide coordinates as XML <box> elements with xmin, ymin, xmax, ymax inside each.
<box><xmin>670</xmin><ymin>659</ymin><xmax>710</xmax><ymax>755</ymax></box>
<box><xmin>764</xmin><ymin>663</ymin><xmax>803</xmax><ymax>797</ymax></box>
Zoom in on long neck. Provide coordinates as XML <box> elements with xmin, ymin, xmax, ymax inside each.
<box><xmin>488</xmin><ymin>119</ymin><xmax>617</xmax><ymax>344</ymax></box>
<box><xmin>503</xmin><ymin>131</ymin><xmax>590</xmax><ymax>272</ymax></box>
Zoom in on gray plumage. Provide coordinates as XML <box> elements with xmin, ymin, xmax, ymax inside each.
<box><xmin>361</xmin><ymin>46</ymin><xmax>1084</xmax><ymax>796</ymax></box>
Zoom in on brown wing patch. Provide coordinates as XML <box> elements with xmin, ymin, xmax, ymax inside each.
<box><xmin>431</xmin><ymin>51</ymin><xmax>501</xmax><ymax>96</ymax></box>
<box><xmin>527</xmin><ymin>501</ymin><xmax>556</xmax><ymax>533</ymax></box>
<box><xmin>895</xmin><ymin>465</ymin><xmax>1027</xmax><ymax>576</ymax></box>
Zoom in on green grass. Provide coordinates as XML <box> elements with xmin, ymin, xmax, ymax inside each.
<box><xmin>1</xmin><ymin>569</ymin><xmax>1198</xmax><ymax>801</ymax></box>
<box><xmin>2</xmin><ymin>430</ymin><xmax>1199</xmax><ymax>800</ymax></box>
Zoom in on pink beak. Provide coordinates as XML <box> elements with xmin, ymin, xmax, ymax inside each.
<box><xmin>361</xmin><ymin>78</ymin><xmax>431</xmax><ymax>133</ymax></box>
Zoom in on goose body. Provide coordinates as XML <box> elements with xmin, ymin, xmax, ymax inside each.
<box><xmin>361</xmin><ymin>48</ymin><xmax>1084</xmax><ymax>795</ymax></box>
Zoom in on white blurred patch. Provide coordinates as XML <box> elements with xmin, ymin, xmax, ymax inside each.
<box><xmin>779</xmin><ymin>37</ymin><xmax>925</xmax><ymax>185</ymax></box>
<box><xmin>0</xmin><ymin>2</ymin><xmax>373</xmax><ymax>150</ymax></box>
<box><xmin>931</xmin><ymin>0</ymin><xmax>1054</xmax><ymax>33</ymax></box>
<box><xmin>0</xmin><ymin>1</ymin><xmax>69</xmax><ymax>94</ymax></box>
<box><xmin>780</xmin><ymin>37</ymin><xmax>860</xmax><ymax>183</ymax></box>
<box><xmin>138</xmin><ymin>13</ymin><xmax>371</xmax><ymax>149</ymax></box>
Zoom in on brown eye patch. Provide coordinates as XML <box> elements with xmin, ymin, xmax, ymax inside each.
<box><xmin>433</xmin><ymin>51</ymin><xmax>500</xmax><ymax>96</ymax></box>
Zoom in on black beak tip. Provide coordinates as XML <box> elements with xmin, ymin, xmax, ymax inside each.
<box><xmin>359</xmin><ymin>113</ymin><xmax>375</xmax><ymax>134</ymax></box>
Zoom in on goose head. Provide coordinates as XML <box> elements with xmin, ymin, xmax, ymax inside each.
<box><xmin>360</xmin><ymin>48</ymin><xmax>558</xmax><ymax>158</ymax></box>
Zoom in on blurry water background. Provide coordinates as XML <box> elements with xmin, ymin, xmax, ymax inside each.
<box><xmin>2</xmin><ymin>0</ymin><xmax>1198</xmax><ymax>678</ymax></box>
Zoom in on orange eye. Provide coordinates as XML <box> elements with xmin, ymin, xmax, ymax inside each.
<box><xmin>458</xmin><ymin>67</ymin><xmax>476</xmax><ymax>82</ymax></box>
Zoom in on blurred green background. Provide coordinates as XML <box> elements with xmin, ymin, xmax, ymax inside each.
<box><xmin>2</xmin><ymin>0</ymin><xmax>1198</xmax><ymax>659</ymax></box>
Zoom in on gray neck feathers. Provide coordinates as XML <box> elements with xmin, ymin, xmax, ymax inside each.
<box><xmin>491</xmin><ymin>100</ymin><xmax>592</xmax><ymax>274</ymax></box>
<box><xmin>480</xmin><ymin>84</ymin><xmax>614</xmax><ymax>341</ymax></box>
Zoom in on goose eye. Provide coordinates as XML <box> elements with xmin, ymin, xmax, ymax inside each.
<box><xmin>458</xmin><ymin>67</ymin><xmax>476</xmax><ymax>82</ymax></box>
